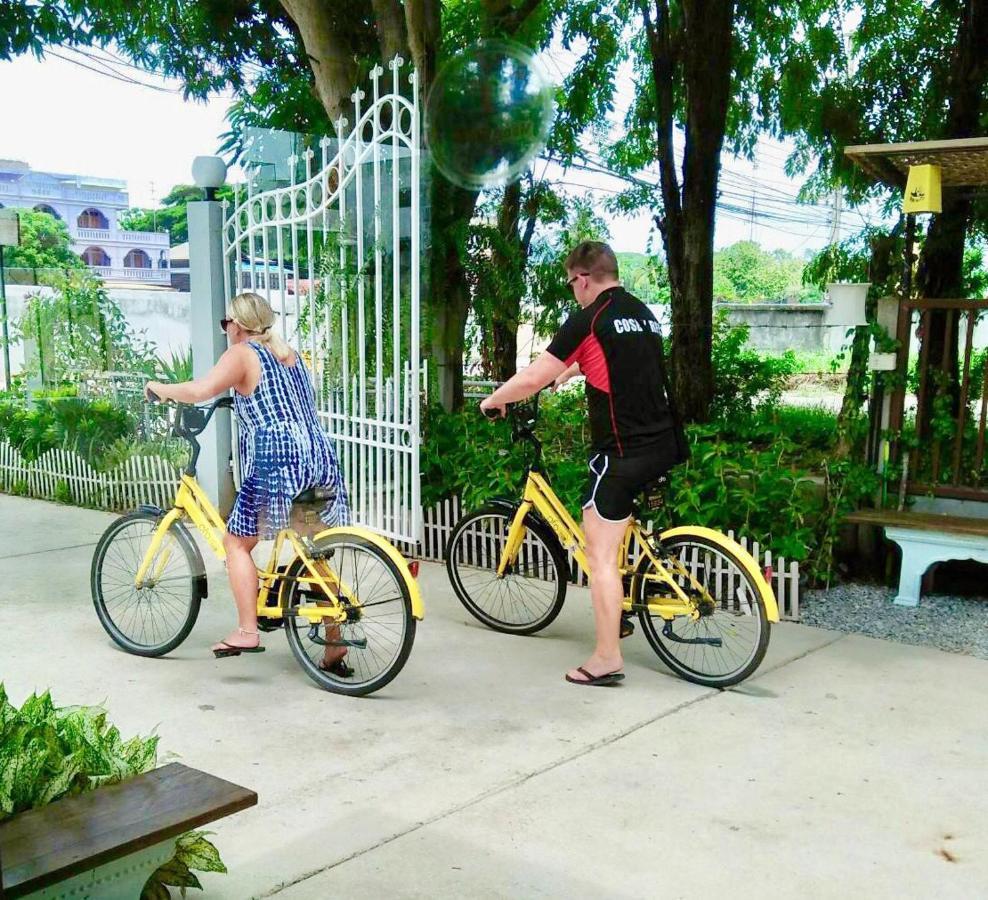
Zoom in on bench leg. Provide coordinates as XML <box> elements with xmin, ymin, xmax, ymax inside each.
<box><xmin>893</xmin><ymin>548</ymin><xmax>939</xmax><ymax>607</ymax></box>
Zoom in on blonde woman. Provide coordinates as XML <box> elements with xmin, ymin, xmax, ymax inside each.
<box><xmin>146</xmin><ymin>292</ymin><xmax>351</xmax><ymax>668</ymax></box>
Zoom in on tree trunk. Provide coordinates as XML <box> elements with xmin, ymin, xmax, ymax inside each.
<box><xmin>643</xmin><ymin>0</ymin><xmax>734</xmax><ymax>422</ymax></box>
<box><xmin>278</xmin><ymin>0</ymin><xmax>359</xmax><ymax>121</ymax></box>
<box><xmin>485</xmin><ymin>180</ymin><xmax>523</xmax><ymax>381</ymax></box>
<box><xmin>914</xmin><ymin>0</ymin><xmax>988</xmax><ymax>432</ymax></box>
<box><xmin>429</xmin><ymin>178</ymin><xmax>479</xmax><ymax>410</ymax></box>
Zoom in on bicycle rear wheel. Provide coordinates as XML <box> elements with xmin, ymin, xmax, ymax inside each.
<box><xmin>283</xmin><ymin>533</ymin><xmax>415</xmax><ymax>697</ymax></box>
<box><xmin>445</xmin><ymin>504</ymin><xmax>567</xmax><ymax>635</ymax></box>
<box><xmin>634</xmin><ymin>529</ymin><xmax>770</xmax><ymax>687</ymax></box>
<box><xmin>91</xmin><ymin>510</ymin><xmax>202</xmax><ymax>657</ymax></box>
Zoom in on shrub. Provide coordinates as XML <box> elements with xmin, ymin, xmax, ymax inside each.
<box><xmin>0</xmin><ymin>684</ymin><xmax>226</xmax><ymax>897</ymax></box>
<box><xmin>710</xmin><ymin>314</ymin><xmax>799</xmax><ymax>417</ymax></box>
<box><xmin>0</xmin><ymin>394</ymin><xmax>134</xmax><ymax>467</ymax></box>
<box><xmin>421</xmin><ymin>393</ymin><xmax>875</xmax><ymax>583</ymax></box>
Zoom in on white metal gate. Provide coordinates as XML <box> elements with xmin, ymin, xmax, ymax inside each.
<box><xmin>223</xmin><ymin>58</ymin><xmax>422</xmax><ymax>541</ymax></box>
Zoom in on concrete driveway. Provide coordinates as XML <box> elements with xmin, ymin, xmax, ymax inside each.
<box><xmin>1</xmin><ymin>494</ymin><xmax>985</xmax><ymax>898</ymax></box>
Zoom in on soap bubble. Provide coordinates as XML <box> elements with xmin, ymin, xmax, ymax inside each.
<box><xmin>425</xmin><ymin>41</ymin><xmax>556</xmax><ymax>191</ymax></box>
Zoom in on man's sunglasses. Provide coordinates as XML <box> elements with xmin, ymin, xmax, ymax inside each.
<box><xmin>566</xmin><ymin>272</ymin><xmax>590</xmax><ymax>288</ymax></box>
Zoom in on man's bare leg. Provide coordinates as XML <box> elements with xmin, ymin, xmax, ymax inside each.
<box><xmin>566</xmin><ymin>506</ymin><xmax>628</xmax><ymax>681</ymax></box>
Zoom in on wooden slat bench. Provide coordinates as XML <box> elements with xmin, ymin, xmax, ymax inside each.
<box><xmin>0</xmin><ymin>763</ymin><xmax>256</xmax><ymax>899</ymax></box>
<box><xmin>847</xmin><ymin>509</ymin><xmax>988</xmax><ymax>606</ymax></box>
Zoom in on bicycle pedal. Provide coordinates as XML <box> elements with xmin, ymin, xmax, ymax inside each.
<box><xmin>257</xmin><ymin>618</ymin><xmax>284</xmax><ymax>632</ymax></box>
<box><xmin>305</xmin><ymin>624</ymin><xmax>367</xmax><ymax>649</ymax></box>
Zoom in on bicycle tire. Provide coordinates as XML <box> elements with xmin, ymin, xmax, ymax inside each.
<box><xmin>91</xmin><ymin>509</ymin><xmax>202</xmax><ymax>657</ymax></box>
<box><xmin>634</xmin><ymin>529</ymin><xmax>770</xmax><ymax>687</ymax></box>
<box><xmin>283</xmin><ymin>533</ymin><xmax>416</xmax><ymax>697</ymax></box>
<box><xmin>445</xmin><ymin>504</ymin><xmax>568</xmax><ymax>635</ymax></box>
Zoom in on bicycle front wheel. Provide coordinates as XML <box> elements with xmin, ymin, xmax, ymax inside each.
<box><xmin>445</xmin><ymin>504</ymin><xmax>567</xmax><ymax>635</ymax></box>
<box><xmin>634</xmin><ymin>529</ymin><xmax>770</xmax><ymax>687</ymax></box>
<box><xmin>283</xmin><ymin>533</ymin><xmax>416</xmax><ymax>697</ymax></box>
<box><xmin>91</xmin><ymin>510</ymin><xmax>202</xmax><ymax>657</ymax></box>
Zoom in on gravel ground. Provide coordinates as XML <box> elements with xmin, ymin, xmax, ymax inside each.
<box><xmin>800</xmin><ymin>582</ymin><xmax>988</xmax><ymax>660</ymax></box>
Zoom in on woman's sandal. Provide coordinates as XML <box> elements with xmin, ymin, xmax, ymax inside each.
<box><xmin>317</xmin><ymin>657</ymin><xmax>354</xmax><ymax>678</ymax></box>
<box><xmin>565</xmin><ymin>667</ymin><xmax>625</xmax><ymax>687</ymax></box>
<box><xmin>213</xmin><ymin>628</ymin><xmax>267</xmax><ymax>659</ymax></box>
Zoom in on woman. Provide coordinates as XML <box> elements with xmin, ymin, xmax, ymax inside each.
<box><xmin>145</xmin><ymin>291</ymin><xmax>351</xmax><ymax>667</ymax></box>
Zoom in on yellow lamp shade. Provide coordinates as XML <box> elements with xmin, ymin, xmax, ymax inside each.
<box><xmin>903</xmin><ymin>164</ymin><xmax>942</xmax><ymax>214</ymax></box>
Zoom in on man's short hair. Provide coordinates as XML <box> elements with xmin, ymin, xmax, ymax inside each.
<box><xmin>564</xmin><ymin>241</ymin><xmax>619</xmax><ymax>280</ymax></box>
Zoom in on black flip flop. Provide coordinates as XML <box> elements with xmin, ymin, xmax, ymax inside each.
<box><xmin>318</xmin><ymin>657</ymin><xmax>354</xmax><ymax>678</ymax></box>
<box><xmin>212</xmin><ymin>641</ymin><xmax>266</xmax><ymax>659</ymax></box>
<box><xmin>565</xmin><ymin>666</ymin><xmax>625</xmax><ymax>687</ymax></box>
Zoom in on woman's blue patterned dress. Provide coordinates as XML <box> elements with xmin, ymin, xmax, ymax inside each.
<box><xmin>227</xmin><ymin>342</ymin><xmax>350</xmax><ymax>538</ymax></box>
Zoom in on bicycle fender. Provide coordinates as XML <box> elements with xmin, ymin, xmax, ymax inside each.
<box><xmin>138</xmin><ymin>505</ymin><xmax>209</xmax><ymax>600</ymax></box>
<box><xmin>659</xmin><ymin>526</ymin><xmax>779</xmax><ymax>623</ymax></box>
<box><xmin>483</xmin><ymin>499</ymin><xmax>568</xmax><ymax>567</ymax></box>
<box><xmin>312</xmin><ymin>526</ymin><xmax>424</xmax><ymax>620</ymax></box>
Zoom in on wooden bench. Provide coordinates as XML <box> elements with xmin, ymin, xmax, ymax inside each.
<box><xmin>0</xmin><ymin>763</ymin><xmax>256</xmax><ymax>899</ymax></box>
<box><xmin>847</xmin><ymin>509</ymin><xmax>988</xmax><ymax>606</ymax></box>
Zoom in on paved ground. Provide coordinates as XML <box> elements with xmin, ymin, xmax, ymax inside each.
<box><xmin>1</xmin><ymin>494</ymin><xmax>986</xmax><ymax>898</ymax></box>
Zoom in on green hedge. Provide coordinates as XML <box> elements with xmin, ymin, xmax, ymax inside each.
<box><xmin>422</xmin><ymin>391</ymin><xmax>876</xmax><ymax>584</ymax></box>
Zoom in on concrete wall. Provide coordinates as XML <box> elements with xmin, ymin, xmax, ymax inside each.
<box><xmin>1</xmin><ymin>285</ymin><xmax>191</xmax><ymax>383</ymax></box>
<box><xmin>715</xmin><ymin>302</ymin><xmax>847</xmax><ymax>354</ymax></box>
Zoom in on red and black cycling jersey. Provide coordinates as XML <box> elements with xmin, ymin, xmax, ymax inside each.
<box><xmin>546</xmin><ymin>286</ymin><xmax>675</xmax><ymax>456</ymax></box>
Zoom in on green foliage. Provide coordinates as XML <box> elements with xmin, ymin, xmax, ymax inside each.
<box><xmin>120</xmin><ymin>185</ymin><xmax>236</xmax><ymax>246</ymax></box>
<box><xmin>714</xmin><ymin>241</ymin><xmax>821</xmax><ymax>302</ymax></box>
<box><xmin>0</xmin><ymin>210</ymin><xmax>83</xmax><ymax>274</ymax></box>
<box><xmin>0</xmin><ymin>393</ymin><xmax>134</xmax><ymax>467</ymax></box>
<box><xmin>17</xmin><ymin>271</ymin><xmax>157</xmax><ymax>385</ymax></box>
<box><xmin>156</xmin><ymin>346</ymin><xmax>194</xmax><ymax>384</ymax></box>
<box><xmin>0</xmin><ymin>685</ymin><xmax>225</xmax><ymax>897</ymax></box>
<box><xmin>0</xmin><ymin>686</ymin><xmax>159</xmax><ymax>819</ymax></box>
<box><xmin>710</xmin><ymin>314</ymin><xmax>799</xmax><ymax>417</ymax></box>
<box><xmin>423</xmin><ymin>386</ymin><xmax>873</xmax><ymax>582</ymax></box>
<box><xmin>142</xmin><ymin>831</ymin><xmax>228</xmax><ymax>899</ymax></box>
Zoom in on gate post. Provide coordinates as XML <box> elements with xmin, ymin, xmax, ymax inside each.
<box><xmin>188</xmin><ymin>156</ymin><xmax>234</xmax><ymax>514</ymax></box>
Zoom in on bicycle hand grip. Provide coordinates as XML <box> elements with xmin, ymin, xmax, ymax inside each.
<box><xmin>482</xmin><ymin>407</ymin><xmax>501</xmax><ymax>420</ymax></box>
<box><xmin>146</xmin><ymin>389</ymin><xmax>162</xmax><ymax>403</ymax></box>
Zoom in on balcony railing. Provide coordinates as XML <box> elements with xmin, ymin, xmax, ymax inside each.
<box><xmin>88</xmin><ymin>265</ymin><xmax>171</xmax><ymax>284</ymax></box>
<box><xmin>75</xmin><ymin>227</ymin><xmax>168</xmax><ymax>245</ymax></box>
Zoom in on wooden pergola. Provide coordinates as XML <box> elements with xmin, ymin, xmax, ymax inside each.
<box><xmin>845</xmin><ymin>136</ymin><xmax>988</xmax><ymax>190</ymax></box>
<box><xmin>844</xmin><ymin>137</ymin><xmax>988</xmax><ymax>503</ymax></box>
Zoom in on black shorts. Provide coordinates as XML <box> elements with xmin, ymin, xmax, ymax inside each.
<box><xmin>581</xmin><ymin>444</ymin><xmax>680</xmax><ymax>522</ymax></box>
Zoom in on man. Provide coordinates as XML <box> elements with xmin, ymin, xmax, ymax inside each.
<box><xmin>480</xmin><ymin>241</ymin><xmax>684</xmax><ymax>686</ymax></box>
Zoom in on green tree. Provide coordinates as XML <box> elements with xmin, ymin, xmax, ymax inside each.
<box><xmin>1</xmin><ymin>0</ymin><xmax>633</xmax><ymax>411</ymax></box>
<box><xmin>610</xmin><ymin>0</ymin><xmax>840</xmax><ymax>421</ymax></box>
<box><xmin>784</xmin><ymin>0</ymin><xmax>988</xmax><ymax>448</ymax></box>
<box><xmin>119</xmin><ymin>184</ymin><xmax>236</xmax><ymax>246</ymax></box>
<box><xmin>0</xmin><ymin>210</ymin><xmax>83</xmax><ymax>278</ymax></box>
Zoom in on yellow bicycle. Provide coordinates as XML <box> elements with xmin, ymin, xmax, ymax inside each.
<box><xmin>90</xmin><ymin>397</ymin><xmax>423</xmax><ymax>696</ymax></box>
<box><xmin>445</xmin><ymin>397</ymin><xmax>779</xmax><ymax>687</ymax></box>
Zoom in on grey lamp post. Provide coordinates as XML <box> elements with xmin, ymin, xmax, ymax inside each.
<box><xmin>188</xmin><ymin>156</ymin><xmax>235</xmax><ymax>514</ymax></box>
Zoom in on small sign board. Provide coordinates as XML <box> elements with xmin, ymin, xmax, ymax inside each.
<box><xmin>0</xmin><ymin>209</ymin><xmax>20</xmax><ymax>247</ymax></box>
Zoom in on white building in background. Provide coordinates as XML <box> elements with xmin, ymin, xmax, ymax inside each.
<box><xmin>0</xmin><ymin>160</ymin><xmax>170</xmax><ymax>285</ymax></box>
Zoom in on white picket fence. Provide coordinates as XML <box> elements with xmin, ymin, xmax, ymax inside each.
<box><xmin>0</xmin><ymin>441</ymin><xmax>180</xmax><ymax>511</ymax></box>
<box><xmin>405</xmin><ymin>494</ymin><xmax>801</xmax><ymax>621</ymax></box>
<box><xmin>0</xmin><ymin>443</ymin><xmax>800</xmax><ymax>618</ymax></box>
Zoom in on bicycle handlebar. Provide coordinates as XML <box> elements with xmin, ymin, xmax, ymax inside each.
<box><xmin>147</xmin><ymin>394</ymin><xmax>234</xmax><ymax>475</ymax></box>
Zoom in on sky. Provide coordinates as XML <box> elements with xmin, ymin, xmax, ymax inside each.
<box><xmin>0</xmin><ymin>47</ymin><xmax>886</xmax><ymax>256</ymax></box>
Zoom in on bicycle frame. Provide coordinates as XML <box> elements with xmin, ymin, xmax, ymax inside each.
<box><xmin>499</xmin><ymin>469</ymin><xmax>780</xmax><ymax>623</ymax></box>
<box><xmin>134</xmin><ymin>473</ymin><xmax>357</xmax><ymax>626</ymax></box>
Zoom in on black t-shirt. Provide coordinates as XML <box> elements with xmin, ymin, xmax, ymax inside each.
<box><xmin>547</xmin><ymin>286</ymin><xmax>675</xmax><ymax>456</ymax></box>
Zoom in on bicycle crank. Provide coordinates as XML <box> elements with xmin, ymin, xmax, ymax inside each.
<box><xmin>305</xmin><ymin>625</ymin><xmax>368</xmax><ymax>649</ymax></box>
<box><xmin>661</xmin><ymin>620</ymin><xmax>722</xmax><ymax>647</ymax></box>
